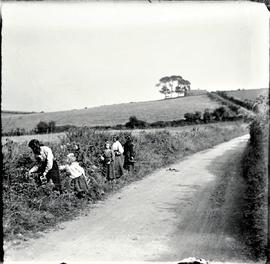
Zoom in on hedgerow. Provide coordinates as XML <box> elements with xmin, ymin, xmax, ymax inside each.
<box><xmin>3</xmin><ymin>123</ymin><xmax>247</xmax><ymax>244</ymax></box>
<box><xmin>216</xmin><ymin>91</ymin><xmax>254</xmax><ymax>111</ymax></box>
<box><xmin>239</xmin><ymin>118</ymin><xmax>268</xmax><ymax>260</ymax></box>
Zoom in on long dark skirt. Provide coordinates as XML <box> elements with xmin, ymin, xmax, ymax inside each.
<box><xmin>103</xmin><ymin>162</ymin><xmax>115</xmax><ymax>181</ymax></box>
<box><xmin>114</xmin><ymin>154</ymin><xmax>124</xmax><ymax>178</ymax></box>
<box><xmin>123</xmin><ymin>158</ymin><xmax>135</xmax><ymax>176</ymax></box>
<box><xmin>37</xmin><ymin>160</ymin><xmax>62</xmax><ymax>193</ymax></box>
<box><xmin>70</xmin><ymin>175</ymin><xmax>88</xmax><ymax>193</ymax></box>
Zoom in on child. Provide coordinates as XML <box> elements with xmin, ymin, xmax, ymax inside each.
<box><xmin>59</xmin><ymin>153</ymin><xmax>88</xmax><ymax>198</ymax></box>
<box><xmin>100</xmin><ymin>141</ymin><xmax>115</xmax><ymax>181</ymax></box>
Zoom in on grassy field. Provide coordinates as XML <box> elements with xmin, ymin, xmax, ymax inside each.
<box><xmin>224</xmin><ymin>88</ymin><xmax>268</xmax><ymax>101</ymax></box>
<box><xmin>2</xmin><ymin>95</ymin><xmax>221</xmax><ymax>133</ymax></box>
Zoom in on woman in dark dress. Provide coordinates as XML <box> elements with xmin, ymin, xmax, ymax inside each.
<box><xmin>123</xmin><ymin>136</ymin><xmax>135</xmax><ymax>174</ymax></box>
<box><xmin>28</xmin><ymin>139</ymin><xmax>62</xmax><ymax>193</ymax></box>
<box><xmin>100</xmin><ymin>141</ymin><xmax>115</xmax><ymax>181</ymax></box>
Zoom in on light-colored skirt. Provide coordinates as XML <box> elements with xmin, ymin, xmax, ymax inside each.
<box><xmin>114</xmin><ymin>154</ymin><xmax>124</xmax><ymax>177</ymax></box>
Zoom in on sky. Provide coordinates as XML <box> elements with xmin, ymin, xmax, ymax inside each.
<box><xmin>2</xmin><ymin>1</ymin><xmax>269</xmax><ymax>112</ymax></box>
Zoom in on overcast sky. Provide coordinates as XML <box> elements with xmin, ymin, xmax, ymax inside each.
<box><xmin>2</xmin><ymin>1</ymin><xmax>269</xmax><ymax>112</ymax></box>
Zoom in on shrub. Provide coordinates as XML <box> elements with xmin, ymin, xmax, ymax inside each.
<box><xmin>212</xmin><ymin>106</ymin><xmax>230</xmax><ymax>121</ymax></box>
<box><xmin>36</xmin><ymin>121</ymin><xmax>50</xmax><ymax>134</ymax></box>
<box><xmin>203</xmin><ymin>109</ymin><xmax>212</xmax><ymax>123</ymax></box>
<box><xmin>125</xmin><ymin>116</ymin><xmax>148</xmax><ymax>129</ymax></box>
<box><xmin>239</xmin><ymin>119</ymin><xmax>268</xmax><ymax>259</ymax></box>
<box><xmin>216</xmin><ymin>91</ymin><xmax>254</xmax><ymax>111</ymax></box>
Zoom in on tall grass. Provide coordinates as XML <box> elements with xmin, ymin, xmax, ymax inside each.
<box><xmin>3</xmin><ymin>123</ymin><xmax>247</xmax><ymax>244</ymax></box>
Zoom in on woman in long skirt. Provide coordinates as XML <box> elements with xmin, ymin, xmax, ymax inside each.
<box><xmin>100</xmin><ymin>141</ymin><xmax>115</xmax><ymax>181</ymax></box>
<box><xmin>123</xmin><ymin>136</ymin><xmax>135</xmax><ymax>175</ymax></box>
<box><xmin>28</xmin><ymin>139</ymin><xmax>62</xmax><ymax>193</ymax></box>
<box><xmin>112</xmin><ymin>136</ymin><xmax>124</xmax><ymax>178</ymax></box>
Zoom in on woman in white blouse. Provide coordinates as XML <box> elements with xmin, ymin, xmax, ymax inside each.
<box><xmin>111</xmin><ymin>136</ymin><xmax>124</xmax><ymax>178</ymax></box>
<box><xmin>28</xmin><ymin>139</ymin><xmax>62</xmax><ymax>193</ymax></box>
<box><xmin>59</xmin><ymin>153</ymin><xmax>88</xmax><ymax>198</ymax></box>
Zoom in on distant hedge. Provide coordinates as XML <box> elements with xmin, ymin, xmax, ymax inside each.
<box><xmin>216</xmin><ymin>91</ymin><xmax>254</xmax><ymax>111</ymax></box>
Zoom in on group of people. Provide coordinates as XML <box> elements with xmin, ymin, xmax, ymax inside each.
<box><xmin>100</xmin><ymin>136</ymin><xmax>135</xmax><ymax>181</ymax></box>
<box><xmin>27</xmin><ymin>136</ymin><xmax>135</xmax><ymax>198</ymax></box>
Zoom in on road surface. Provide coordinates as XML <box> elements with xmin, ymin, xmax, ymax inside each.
<box><xmin>5</xmin><ymin>134</ymin><xmax>254</xmax><ymax>263</ymax></box>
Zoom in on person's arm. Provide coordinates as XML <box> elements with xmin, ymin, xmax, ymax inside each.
<box><xmin>59</xmin><ymin>165</ymin><xmax>67</xmax><ymax>171</ymax></box>
<box><xmin>118</xmin><ymin>142</ymin><xmax>124</xmax><ymax>154</ymax></box>
<box><xmin>100</xmin><ymin>151</ymin><xmax>105</xmax><ymax>161</ymax></box>
<box><xmin>130</xmin><ymin>143</ymin><xmax>135</xmax><ymax>159</ymax></box>
<box><xmin>43</xmin><ymin>146</ymin><xmax>54</xmax><ymax>176</ymax></box>
<box><xmin>29</xmin><ymin>165</ymin><xmax>39</xmax><ymax>174</ymax></box>
<box><xmin>111</xmin><ymin>150</ymin><xmax>115</xmax><ymax>162</ymax></box>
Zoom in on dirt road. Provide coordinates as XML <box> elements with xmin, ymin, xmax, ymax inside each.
<box><xmin>5</xmin><ymin>134</ymin><xmax>252</xmax><ymax>263</ymax></box>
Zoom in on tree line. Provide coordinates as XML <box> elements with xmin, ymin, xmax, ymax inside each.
<box><xmin>3</xmin><ymin>121</ymin><xmax>77</xmax><ymax>137</ymax></box>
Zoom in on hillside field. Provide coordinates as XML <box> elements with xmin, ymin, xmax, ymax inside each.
<box><xmin>224</xmin><ymin>88</ymin><xmax>268</xmax><ymax>101</ymax></box>
<box><xmin>2</xmin><ymin>95</ymin><xmax>220</xmax><ymax>133</ymax></box>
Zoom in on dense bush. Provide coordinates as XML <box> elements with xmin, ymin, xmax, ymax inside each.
<box><xmin>125</xmin><ymin>116</ymin><xmax>148</xmax><ymax>129</ymax></box>
<box><xmin>203</xmin><ymin>109</ymin><xmax>212</xmax><ymax>123</ymax></box>
<box><xmin>35</xmin><ymin>121</ymin><xmax>55</xmax><ymax>134</ymax></box>
<box><xmin>207</xmin><ymin>92</ymin><xmax>244</xmax><ymax>114</ymax></box>
<box><xmin>3</xmin><ymin>123</ymin><xmax>247</xmax><ymax>242</ymax></box>
<box><xmin>212</xmin><ymin>106</ymin><xmax>231</xmax><ymax>121</ymax></box>
<box><xmin>184</xmin><ymin>111</ymin><xmax>201</xmax><ymax>123</ymax></box>
<box><xmin>239</xmin><ymin>119</ymin><xmax>268</xmax><ymax>260</ymax></box>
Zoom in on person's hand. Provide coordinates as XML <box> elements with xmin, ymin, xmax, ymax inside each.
<box><xmin>40</xmin><ymin>174</ymin><xmax>47</xmax><ymax>185</ymax></box>
<box><xmin>26</xmin><ymin>172</ymin><xmax>32</xmax><ymax>180</ymax></box>
<box><xmin>48</xmin><ymin>179</ymin><xmax>55</xmax><ymax>186</ymax></box>
<box><xmin>100</xmin><ymin>156</ymin><xmax>105</xmax><ymax>161</ymax></box>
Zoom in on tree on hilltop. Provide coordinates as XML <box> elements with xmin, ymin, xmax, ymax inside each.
<box><xmin>156</xmin><ymin>75</ymin><xmax>191</xmax><ymax>98</ymax></box>
<box><xmin>159</xmin><ymin>86</ymin><xmax>170</xmax><ymax>99</ymax></box>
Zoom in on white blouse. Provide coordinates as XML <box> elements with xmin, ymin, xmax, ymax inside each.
<box><xmin>59</xmin><ymin>162</ymin><xmax>85</xmax><ymax>179</ymax></box>
<box><xmin>112</xmin><ymin>141</ymin><xmax>124</xmax><ymax>154</ymax></box>
<box><xmin>29</xmin><ymin>146</ymin><xmax>54</xmax><ymax>176</ymax></box>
